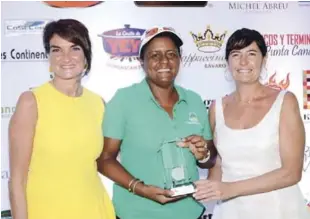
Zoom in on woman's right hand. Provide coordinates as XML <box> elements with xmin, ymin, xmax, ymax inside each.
<box><xmin>136</xmin><ymin>183</ymin><xmax>185</xmax><ymax>204</ymax></box>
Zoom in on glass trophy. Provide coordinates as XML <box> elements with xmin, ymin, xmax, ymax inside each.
<box><xmin>158</xmin><ymin>138</ymin><xmax>196</xmax><ymax>197</ymax></box>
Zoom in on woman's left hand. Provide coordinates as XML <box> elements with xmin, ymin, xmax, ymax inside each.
<box><xmin>193</xmin><ymin>180</ymin><xmax>237</xmax><ymax>202</ymax></box>
<box><xmin>176</xmin><ymin>135</ymin><xmax>208</xmax><ymax>160</ymax></box>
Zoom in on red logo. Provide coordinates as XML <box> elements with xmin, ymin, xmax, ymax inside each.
<box><xmin>44</xmin><ymin>1</ymin><xmax>102</xmax><ymax>8</ymax></box>
<box><xmin>265</xmin><ymin>72</ymin><xmax>290</xmax><ymax>90</ymax></box>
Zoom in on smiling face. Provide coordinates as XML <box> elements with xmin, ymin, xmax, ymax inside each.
<box><xmin>228</xmin><ymin>41</ymin><xmax>266</xmax><ymax>84</ymax></box>
<box><xmin>142</xmin><ymin>36</ymin><xmax>181</xmax><ymax>88</ymax></box>
<box><xmin>49</xmin><ymin>34</ymin><xmax>86</xmax><ymax>80</ymax></box>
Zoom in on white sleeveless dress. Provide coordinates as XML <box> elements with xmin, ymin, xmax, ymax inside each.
<box><xmin>212</xmin><ymin>90</ymin><xmax>310</xmax><ymax>219</ymax></box>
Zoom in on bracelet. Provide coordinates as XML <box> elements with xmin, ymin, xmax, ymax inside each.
<box><xmin>132</xmin><ymin>180</ymin><xmax>143</xmax><ymax>194</ymax></box>
<box><xmin>198</xmin><ymin>149</ymin><xmax>211</xmax><ymax>163</ymax></box>
<box><xmin>128</xmin><ymin>178</ymin><xmax>138</xmax><ymax>192</ymax></box>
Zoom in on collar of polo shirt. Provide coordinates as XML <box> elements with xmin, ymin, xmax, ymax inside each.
<box><xmin>138</xmin><ymin>79</ymin><xmax>188</xmax><ymax>106</ymax></box>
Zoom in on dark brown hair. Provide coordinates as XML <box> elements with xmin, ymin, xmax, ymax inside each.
<box><xmin>43</xmin><ymin>19</ymin><xmax>92</xmax><ymax>75</ymax></box>
<box><xmin>225</xmin><ymin>28</ymin><xmax>267</xmax><ymax>61</ymax></box>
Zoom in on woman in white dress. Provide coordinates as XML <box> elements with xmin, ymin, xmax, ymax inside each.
<box><xmin>193</xmin><ymin>28</ymin><xmax>309</xmax><ymax>219</ymax></box>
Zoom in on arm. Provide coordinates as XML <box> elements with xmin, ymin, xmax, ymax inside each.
<box><xmin>9</xmin><ymin>91</ymin><xmax>37</xmax><ymax>219</ymax></box>
<box><xmin>203</xmin><ymin>100</ymin><xmax>222</xmax><ymax>176</ymax></box>
<box><xmin>98</xmin><ymin>91</ymin><xmax>177</xmax><ymax>204</ymax></box>
<box><xmin>97</xmin><ymin>137</ymin><xmax>134</xmax><ymax>190</ymax></box>
<box><xmin>194</xmin><ymin>93</ymin><xmax>305</xmax><ymax>201</ymax></box>
<box><xmin>181</xmin><ymin>97</ymin><xmax>218</xmax><ymax>168</ymax></box>
<box><xmin>98</xmin><ymin>137</ymin><xmax>181</xmax><ymax>203</ymax></box>
<box><xmin>231</xmin><ymin>92</ymin><xmax>305</xmax><ymax>197</ymax></box>
<box><xmin>207</xmin><ymin>156</ymin><xmax>222</xmax><ymax>181</ymax></box>
<box><xmin>197</xmin><ymin>140</ymin><xmax>217</xmax><ymax>169</ymax></box>
<box><xmin>97</xmin><ymin>93</ymin><xmax>132</xmax><ymax>188</ymax></box>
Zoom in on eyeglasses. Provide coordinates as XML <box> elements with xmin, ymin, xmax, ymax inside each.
<box><xmin>145</xmin><ymin>27</ymin><xmax>176</xmax><ymax>38</ymax></box>
<box><xmin>147</xmin><ymin>50</ymin><xmax>180</xmax><ymax>62</ymax></box>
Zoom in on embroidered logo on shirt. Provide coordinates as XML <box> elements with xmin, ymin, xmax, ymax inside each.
<box><xmin>186</xmin><ymin>112</ymin><xmax>201</xmax><ymax>125</ymax></box>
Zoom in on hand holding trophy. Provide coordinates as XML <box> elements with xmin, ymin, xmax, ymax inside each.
<box><xmin>158</xmin><ymin>136</ymin><xmax>208</xmax><ymax>197</ymax></box>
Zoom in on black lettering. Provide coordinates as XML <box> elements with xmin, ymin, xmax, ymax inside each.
<box><xmin>204</xmin><ymin>99</ymin><xmax>213</xmax><ymax>110</ymax></box>
<box><xmin>1</xmin><ymin>52</ymin><xmax>7</xmax><ymax>60</ymax></box>
<box><xmin>303</xmin><ymin>113</ymin><xmax>310</xmax><ymax>121</ymax></box>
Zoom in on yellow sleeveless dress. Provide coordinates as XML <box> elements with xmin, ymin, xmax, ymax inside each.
<box><xmin>26</xmin><ymin>82</ymin><xmax>115</xmax><ymax>219</ymax></box>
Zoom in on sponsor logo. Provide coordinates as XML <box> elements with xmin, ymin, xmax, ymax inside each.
<box><xmin>1</xmin><ymin>106</ymin><xmax>16</xmax><ymax>118</ymax></box>
<box><xmin>186</xmin><ymin>112</ymin><xmax>201</xmax><ymax>125</ymax></box>
<box><xmin>1</xmin><ymin>210</ymin><xmax>12</xmax><ymax>219</ymax></box>
<box><xmin>4</xmin><ymin>19</ymin><xmax>51</xmax><ymax>36</ymax></box>
<box><xmin>44</xmin><ymin>1</ymin><xmax>102</xmax><ymax>8</ymax></box>
<box><xmin>265</xmin><ymin>72</ymin><xmax>290</xmax><ymax>90</ymax></box>
<box><xmin>190</xmin><ymin>25</ymin><xmax>227</xmax><ymax>53</ymax></box>
<box><xmin>1</xmin><ymin>49</ymin><xmax>48</xmax><ymax>62</ymax></box>
<box><xmin>264</xmin><ymin>33</ymin><xmax>310</xmax><ymax>57</ymax></box>
<box><xmin>183</xmin><ymin>25</ymin><xmax>227</xmax><ymax>68</ymax></box>
<box><xmin>98</xmin><ymin>24</ymin><xmax>146</xmax><ymax>70</ymax></box>
<box><xmin>228</xmin><ymin>1</ymin><xmax>289</xmax><ymax>13</ymax></box>
<box><xmin>304</xmin><ymin>146</ymin><xmax>310</xmax><ymax>172</ymax></box>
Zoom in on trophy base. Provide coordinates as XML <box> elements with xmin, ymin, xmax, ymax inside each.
<box><xmin>170</xmin><ymin>184</ymin><xmax>195</xmax><ymax>197</ymax></box>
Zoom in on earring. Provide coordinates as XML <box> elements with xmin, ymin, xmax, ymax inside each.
<box><xmin>49</xmin><ymin>66</ymin><xmax>54</xmax><ymax>79</ymax></box>
<box><xmin>84</xmin><ymin>63</ymin><xmax>88</xmax><ymax>69</ymax></box>
<box><xmin>259</xmin><ymin>66</ymin><xmax>268</xmax><ymax>81</ymax></box>
<box><xmin>224</xmin><ymin>68</ymin><xmax>233</xmax><ymax>81</ymax></box>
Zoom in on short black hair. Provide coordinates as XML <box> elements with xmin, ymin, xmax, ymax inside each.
<box><xmin>43</xmin><ymin>19</ymin><xmax>92</xmax><ymax>75</ymax></box>
<box><xmin>225</xmin><ymin>28</ymin><xmax>267</xmax><ymax>60</ymax></box>
<box><xmin>140</xmin><ymin>32</ymin><xmax>182</xmax><ymax>60</ymax></box>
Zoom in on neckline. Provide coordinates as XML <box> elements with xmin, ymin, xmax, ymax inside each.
<box><xmin>47</xmin><ymin>81</ymin><xmax>85</xmax><ymax>100</ymax></box>
<box><xmin>221</xmin><ymin>90</ymin><xmax>283</xmax><ymax>131</ymax></box>
<box><xmin>141</xmin><ymin>78</ymin><xmax>187</xmax><ymax>105</ymax></box>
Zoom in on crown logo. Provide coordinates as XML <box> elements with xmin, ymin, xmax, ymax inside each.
<box><xmin>265</xmin><ymin>72</ymin><xmax>290</xmax><ymax>90</ymax></box>
<box><xmin>190</xmin><ymin>25</ymin><xmax>227</xmax><ymax>53</ymax></box>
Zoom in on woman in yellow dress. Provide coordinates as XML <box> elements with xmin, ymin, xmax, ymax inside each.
<box><xmin>8</xmin><ymin>19</ymin><xmax>115</xmax><ymax>219</ymax></box>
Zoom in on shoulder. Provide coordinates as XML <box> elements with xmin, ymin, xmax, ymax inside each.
<box><xmin>17</xmin><ymin>91</ymin><xmax>37</xmax><ymax>108</ymax></box>
<box><xmin>222</xmin><ymin>92</ymin><xmax>234</xmax><ymax>105</ymax></box>
<box><xmin>12</xmin><ymin>91</ymin><xmax>37</xmax><ymax>119</ymax></box>
<box><xmin>283</xmin><ymin>90</ymin><xmax>298</xmax><ymax>104</ymax></box>
<box><xmin>177</xmin><ymin>86</ymin><xmax>203</xmax><ymax>102</ymax></box>
<box><xmin>109</xmin><ymin>83</ymin><xmax>141</xmax><ymax>102</ymax></box>
<box><xmin>282</xmin><ymin>90</ymin><xmax>300</xmax><ymax>112</ymax></box>
<box><xmin>209</xmin><ymin>93</ymin><xmax>230</xmax><ymax>112</ymax></box>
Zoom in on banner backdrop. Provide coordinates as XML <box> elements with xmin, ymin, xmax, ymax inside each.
<box><xmin>1</xmin><ymin>1</ymin><xmax>310</xmax><ymax>218</ymax></box>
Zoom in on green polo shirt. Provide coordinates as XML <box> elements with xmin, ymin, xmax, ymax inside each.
<box><xmin>103</xmin><ymin>79</ymin><xmax>212</xmax><ymax>219</ymax></box>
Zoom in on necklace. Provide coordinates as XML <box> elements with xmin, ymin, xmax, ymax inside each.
<box><xmin>234</xmin><ymin>89</ymin><xmax>265</xmax><ymax>105</ymax></box>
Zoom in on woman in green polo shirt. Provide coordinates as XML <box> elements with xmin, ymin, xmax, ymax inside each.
<box><xmin>98</xmin><ymin>26</ymin><xmax>217</xmax><ymax>219</ymax></box>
